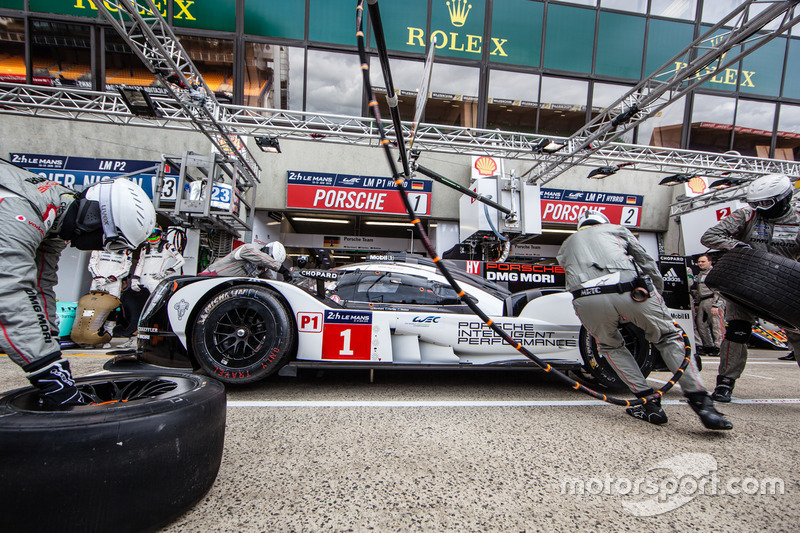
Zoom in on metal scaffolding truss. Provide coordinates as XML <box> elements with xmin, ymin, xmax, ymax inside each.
<box><xmin>524</xmin><ymin>0</ymin><xmax>800</xmax><ymax>186</ymax></box>
<box><xmin>0</xmin><ymin>0</ymin><xmax>799</xmax><ymax>219</ymax></box>
<box><xmin>92</xmin><ymin>0</ymin><xmax>261</xmax><ymax>185</ymax></box>
<box><xmin>2</xmin><ymin>81</ymin><xmax>797</xmax><ymax>181</ymax></box>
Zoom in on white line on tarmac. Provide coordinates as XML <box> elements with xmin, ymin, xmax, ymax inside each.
<box><xmin>227</xmin><ymin>398</ymin><xmax>800</xmax><ymax>408</ymax></box>
<box><xmin>742</xmin><ymin>373</ymin><xmax>777</xmax><ymax>380</ymax></box>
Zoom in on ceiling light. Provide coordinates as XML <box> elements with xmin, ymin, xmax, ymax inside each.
<box><xmin>587</xmin><ymin>166</ymin><xmax>619</xmax><ymax>179</ymax></box>
<box><xmin>659</xmin><ymin>173</ymin><xmax>694</xmax><ymax>186</ymax></box>
<box><xmin>708</xmin><ymin>178</ymin><xmax>735</xmax><ymax>189</ymax></box>
<box><xmin>364</xmin><ymin>221</ymin><xmax>414</xmax><ymax>227</ymax></box>
<box><xmin>292</xmin><ymin>217</ymin><xmax>350</xmax><ymax>224</ymax></box>
<box><xmin>532</xmin><ymin>139</ymin><xmax>566</xmax><ymax>154</ymax></box>
<box><xmin>255</xmin><ymin>136</ymin><xmax>281</xmax><ymax>153</ymax></box>
<box><xmin>118</xmin><ymin>87</ymin><xmax>160</xmax><ymax>117</ymax></box>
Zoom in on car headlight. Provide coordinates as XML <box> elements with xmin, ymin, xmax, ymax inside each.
<box><xmin>139</xmin><ymin>279</ymin><xmax>178</xmax><ymax>324</ymax></box>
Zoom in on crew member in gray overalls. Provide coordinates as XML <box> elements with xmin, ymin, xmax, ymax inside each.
<box><xmin>200</xmin><ymin>241</ymin><xmax>292</xmax><ymax>280</ymax></box>
<box><xmin>557</xmin><ymin>210</ymin><xmax>731</xmax><ymax>430</ymax></box>
<box><xmin>701</xmin><ymin>173</ymin><xmax>800</xmax><ymax>402</ymax></box>
<box><xmin>0</xmin><ymin>160</ymin><xmax>155</xmax><ymax>406</ymax></box>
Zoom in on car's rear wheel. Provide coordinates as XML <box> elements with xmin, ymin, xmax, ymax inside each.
<box><xmin>192</xmin><ymin>284</ymin><xmax>296</xmax><ymax>384</ymax></box>
<box><xmin>575</xmin><ymin>323</ymin><xmax>654</xmax><ymax>391</ymax></box>
<box><xmin>0</xmin><ymin>373</ymin><xmax>226</xmax><ymax>533</ymax></box>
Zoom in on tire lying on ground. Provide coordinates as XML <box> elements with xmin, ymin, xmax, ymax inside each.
<box><xmin>0</xmin><ymin>373</ymin><xmax>226</xmax><ymax>533</ymax></box>
<box><xmin>706</xmin><ymin>247</ymin><xmax>800</xmax><ymax>330</ymax></box>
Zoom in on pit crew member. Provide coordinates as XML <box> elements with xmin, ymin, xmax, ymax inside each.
<box><xmin>557</xmin><ymin>210</ymin><xmax>731</xmax><ymax>430</ymax></box>
<box><xmin>0</xmin><ymin>160</ymin><xmax>155</xmax><ymax>406</ymax></box>
<box><xmin>701</xmin><ymin>173</ymin><xmax>800</xmax><ymax>402</ymax></box>
<box><xmin>130</xmin><ymin>226</ymin><xmax>185</xmax><ymax>294</ymax></box>
<box><xmin>200</xmin><ymin>241</ymin><xmax>292</xmax><ymax>281</ymax></box>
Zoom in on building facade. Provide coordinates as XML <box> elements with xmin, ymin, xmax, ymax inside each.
<box><xmin>0</xmin><ymin>0</ymin><xmax>797</xmax><ymax>274</ymax></box>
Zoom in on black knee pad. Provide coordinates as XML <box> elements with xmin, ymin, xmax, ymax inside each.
<box><xmin>725</xmin><ymin>320</ymin><xmax>751</xmax><ymax>344</ymax></box>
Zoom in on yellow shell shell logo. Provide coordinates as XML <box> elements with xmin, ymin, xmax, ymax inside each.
<box><xmin>687</xmin><ymin>176</ymin><xmax>707</xmax><ymax>194</ymax></box>
<box><xmin>474</xmin><ymin>156</ymin><xmax>498</xmax><ymax>176</ymax></box>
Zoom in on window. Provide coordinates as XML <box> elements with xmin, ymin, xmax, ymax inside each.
<box><xmin>595</xmin><ymin>11</ymin><xmax>646</xmax><ymax>79</ymax></box>
<box><xmin>491</xmin><ymin>0</ymin><xmax>544</xmax><ymax>67</ymax></box>
<box><xmin>543</xmin><ymin>4</ymin><xmax>595</xmax><ymax>74</ymax></box>
<box><xmin>650</xmin><ymin>0</ymin><xmax>697</xmax><ymax>20</ymax></box>
<box><xmin>426</xmin><ymin>63</ymin><xmax>479</xmax><ymax>128</ymax></box>
<box><xmin>689</xmin><ymin>94</ymin><xmax>736</xmax><ymax>153</ymax></box>
<box><xmin>487</xmin><ymin>70</ymin><xmax>540</xmax><ymax>132</ymax></box>
<box><xmin>244</xmin><ymin>44</ymin><xmax>304</xmax><ymax>110</ymax></box>
<box><xmin>702</xmin><ymin>1</ymin><xmax>744</xmax><ymax>25</ymax></box>
<box><xmin>369</xmin><ymin>56</ymin><xmax>423</xmax><ymax>126</ymax></box>
<box><xmin>644</xmin><ymin>18</ymin><xmax>695</xmax><ymax>77</ymax></box>
<box><xmin>776</xmin><ymin>104</ymin><xmax>800</xmax><ymax>161</ymax></box>
<box><xmin>601</xmin><ymin>0</ymin><xmax>646</xmax><ymax>14</ymax></box>
<box><xmin>538</xmin><ymin>77</ymin><xmax>588</xmax><ymax>136</ymax></box>
<box><xmin>639</xmin><ymin>97</ymin><xmax>686</xmax><ymax>147</ymax></box>
<box><xmin>590</xmin><ymin>82</ymin><xmax>635</xmax><ymax>141</ymax></box>
<box><xmin>0</xmin><ymin>18</ymin><xmax>25</xmax><ymax>84</ymax></box>
<box><xmin>31</xmin><ymin>21</ymin><xmax>92</xmax><ymax>88</ymax></box>
<box><xmin>244</xmin><ymin>0</ymin><xmax>305</xmax><ymax>39</ymax></box>
<box><xmin>104</xmin><ymin>29</ymin><xmax>156</xmax><ymax>90</ymax></box>
<box><xmin>733</xmin><ymin>99</ymin><xmax>775</xmax><ymax>157</ymax></box>
<box><xmin>349</xmin><ymin>272</ymin><xmax>459</xmax><ymax>305</ymax></box>
<box><xmin>177</xmin><ymin>36</ymin><xmax>234</xmax><ymax>103</ymax></box>
<box><xmin>306</xmin><ymin>50</ymin><xmax>362</xmax><ymax>117</ymax></box>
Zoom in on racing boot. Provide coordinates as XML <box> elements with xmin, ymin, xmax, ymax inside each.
<box><xmin>27</xmin><ymin>359</ymin><xmax>88</xmax><ymax>407</ymax></box>
<box><xmin>711</xmin><ymin>376</ymin><xmax>735</xmax><ymax>403</ymax></box>
<box><xmin>685</xmin><ymin>392</ymin><xmax>733</xmax><ymax>430</ymax></box>
<box><xmin>625</xmin><ymin>389</ymin><xmax>668</xmax><ymax>425</ymax></box>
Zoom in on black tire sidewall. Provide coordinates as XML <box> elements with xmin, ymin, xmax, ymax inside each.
<box><xmin>578</xmin><ymin>323</ymin><xmax>653</xmax><ymax>391</ymax></box>
<box><xmin>192</xmin><ymin>284</ymin><xmax>296</xmax><ymax>384</ymax></box>
<box><xmin>706</xmin><ymin>247</ymin><xmax>800</xmax><ymax>330</ymax></box>
<box><xmin>0</xmin><ymin>373</ymin><xmax>226</xmax><ymax>533</ymax></box>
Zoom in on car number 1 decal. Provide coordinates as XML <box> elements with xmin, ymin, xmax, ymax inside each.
<box><xmin>321</xmin><ymin>310</ymin><xmax>372</xmax><ymax>360</ymax></box>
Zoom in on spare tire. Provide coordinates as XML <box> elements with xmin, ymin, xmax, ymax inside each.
<box><xmin>0</xmin><ymin>373</ymin><xmax>226</xmax><ymax>533</ymax></box>
<box><xmin>706</xmin><ymin>247</ymin><xmax>800</xmax><ymax>330</ymax></box>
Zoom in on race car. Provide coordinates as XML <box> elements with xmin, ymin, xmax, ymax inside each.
<box><xmin>133</xmin><ymin>257</ymin><xmax>652</xmax><ymax>389</ymax></box>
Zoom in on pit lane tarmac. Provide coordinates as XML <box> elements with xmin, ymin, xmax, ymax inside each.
<box><xmin>2</xmin><ymin>345</ymin><xmax>800</xmax><ymax>532</ymax></box>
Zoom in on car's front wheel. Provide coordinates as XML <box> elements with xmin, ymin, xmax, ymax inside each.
<box><xmin>192</xmin><ymin>284</ymin><xmax>296</xmax><ymax>384</ymax></box>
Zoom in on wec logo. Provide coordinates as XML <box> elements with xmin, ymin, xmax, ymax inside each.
<box><xmin>412</xmin><ymin>316</ymin><xmax>440</xmax><ymax>323</ymax></box>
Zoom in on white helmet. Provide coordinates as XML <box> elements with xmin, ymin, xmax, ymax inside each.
<box><xmin>746</xmin><ymin>173</ymin><xmax>793</xmax><ymax>218</ymax></box>
<box><xmin>577</xmin><ymin>209</ymin><xmax>610</xmax><ymax>230</ymax></box>
<box><xmin>84</xmin><ymin>179</ymin><xmax>156</xmax><ymax>251</ymax></box>
<box><xmin>261</xmin><ymin>241</ymin><xmax>286</xmax><ymax>265</ymax></box>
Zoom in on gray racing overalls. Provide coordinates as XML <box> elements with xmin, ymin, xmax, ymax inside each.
<box><xmin>0</xmin><ymin>164</ymin><xmax>74</xmax><ymax>372</ymax></box>
<box><xmin>200</xmin><ymin>243</ymin><xmax>281</xmax><ymax>278</ymax></box>
<box><xmin>557</xmin><ymin>223</ymin><xmax>704</xmax><ymax>394</ymax></box>
<box><xmin>701</xmin><ymin>205</ymin><xmax>800</xmax><ymax>379</ymax></box>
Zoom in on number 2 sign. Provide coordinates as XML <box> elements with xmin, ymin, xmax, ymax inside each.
<box><xmin>321</xmin><ymin>310</ymin><xmax>372</xmax><ymax>360</ymax></box>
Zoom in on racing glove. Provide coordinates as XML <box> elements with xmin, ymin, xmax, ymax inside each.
<box><xmin>278</xmin><ymin>265</ymin><xmax>293</xmax><ymax>281</ymax></box>
<box><xmin>130</xmin><ymin>277</ymin><xmax>142</xmax><ymax>292</ymax></box>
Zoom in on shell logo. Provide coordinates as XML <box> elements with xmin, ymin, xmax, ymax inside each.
<box><xmin>474</xmin><ymin>156</ymin><xmax>498</xmax><ymax>176</ymax></box>
<box><xmin>687</xmin><ymin>176</ymin><xmax>707</xmax><ymax>194</ymax></box>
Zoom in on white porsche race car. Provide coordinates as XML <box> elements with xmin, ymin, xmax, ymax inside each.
<box><xmin>134</xmin><ymin>258</ymin><xmax>653</xmax><ymax>389</ymax></box>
